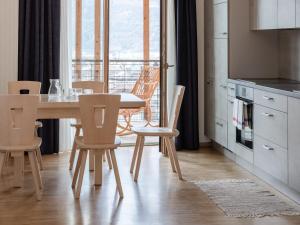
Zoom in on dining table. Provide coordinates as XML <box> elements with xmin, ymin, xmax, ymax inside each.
<box><xmin>13</xmin><ymin>93</ymin><xmax>146</xmax><ymax>187</ymax></box>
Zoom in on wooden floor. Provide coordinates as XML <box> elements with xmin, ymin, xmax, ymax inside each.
<box><xmin>0</xmin><ymin>146</ymin><xmax>300</xmax><ymax>225</ymax></box>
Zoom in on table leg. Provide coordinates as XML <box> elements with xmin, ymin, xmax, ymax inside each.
<box><xmin>11</xmin><ymin>152</ymin><xmax>24</xmax><ymax>188</ymax></box>
<box><xmin>89</xmin><ymin>150</ymin><xmax>95</xmax><ymax>171</ymax></box>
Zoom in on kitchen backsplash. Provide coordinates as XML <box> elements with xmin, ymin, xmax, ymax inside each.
<box><xmin>279</xmin><ymin>30</ymin><xmax>300</xmax><ymax>81</ymax></box>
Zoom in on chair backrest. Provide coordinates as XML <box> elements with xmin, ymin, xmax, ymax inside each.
<box><xmin>168</xmin><ymin>85</ymin><xmax>185</xmax><ymax>130</ymax></box>
<box><xmin>0</xmin><ymin>95</ymin><xmax>39</xmax><ymax>147</ymax></box>
<box><xmin>72</xmin><ymin>81</ymin><xmax>105</xmax><ymax>93</ymax></box>
<box><xmin>79</xmin><ymin>94</ymin><xmax>121</xmax><ymax>145</ymax></box>
<box><xmin>8</xmin><ymin>81</ymin><xmax>41</xmax><ymax>94</ymax></box>
<box><xmin>131</xmin><ymin>66</ymin><xmax>160</xmax><ymax>101</ymax></box>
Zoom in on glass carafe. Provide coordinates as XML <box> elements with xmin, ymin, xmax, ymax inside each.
<box><xmin>48</xmin><ymin>79</ymin><xmax>63</xmax><ymax>99</ymax></box>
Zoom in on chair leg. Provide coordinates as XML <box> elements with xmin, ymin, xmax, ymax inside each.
<box><xmin>164</xmin><ymin>137</ymin><xmax>176</xmax><ymax>173</ymax></box>
<box><xmin>0</xmin><ymin>152</ymin><xmax>6</xmax><ymax>177</ymax></box>
<box><xmin>94</xmin><ymin>150</ymin><xmax>103</xmax><ymax>186</ymax></box>
<box><xmin>69</xmin><ymin>127</ymin><xmax>80</xmax><ymax>170</ymax></box>
<box><xmin>75</xmin><ymin>150</ymin><xmax>88</xmax><ymax>199</ymax></box>
<box><xmin>36</xmin><ymin>148</ymin><xmax>44</xmax><ymax>170</ymax></box>
<box><xmin>33</xmin><ymin>150</ymin><xmax>43</xmax><ymax>190</ymax></box>
<box><xmin>130</xmin><ymin>136</ymin><xmax>141</xmax><ymax>173</ymax></box>
<box><xmin>110</xmin><ymin>149</ymin><xmax>123</xmax><ymax>198</ymax></box>
<box><xmin>72</xmin><ymin>149</ymin><xmax>83</xmax><ymax>188</ymax></box>
<box><xmin>134</xmin><ymin>136</ymin><xmax>145</xmax><ymax>182</ymax></box>
<box><xmin>28</xmin><ymin>152</ymin><xmax>42</xmax><ymax>201</ymax></box>
<box><xmin>12</xmin><ymin>152</ymin><xmax>24</xmax><ymax>188</ymax></box>
<box><xmin>167</xmin><ymin>138</ymin><xmax>183</xmax><ymax>180</ymax></box>
<box><xmin>106</xmin><ymin>150</ymin><xmax>112</xmax><ymax>170</ymax></box>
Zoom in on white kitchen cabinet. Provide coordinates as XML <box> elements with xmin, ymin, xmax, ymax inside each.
<box><xmin>254</xmin><ymin>104</ymin><xmax>288</xmax><ymax>148</ymax></box>
<box><xmin>213</xmin><ymin>2</ymin><xmax>228</xmax><ymax>38</ymax></box>
<box><xmin>297</xmin><ymin>0</ymin><xmax>300</xmax><ymax>27</ymax></box>
<box><xmin>288</xmin><ymin>97</ymin><xmax>300</xmax><ymax>192</ymax></box>
<box><xmin>213</xmin><ymin>0</ymin><xmax>227</xmax><ymax>4</ymax></box>
<box><xmin>227</xmin><ymin>96</ymin><xmax>236</xmax><ymax>153</ymax></box>
<box><xmin>254</xmin><ymin>135</ymin><xmax>288</xmax><ymax>183</ymax></box>
<box><xmin>214</xmin><ymin>81</ymin><xmax>228</xmax><ymax>121</ymax></box>
<box><xmin>214</xmin><ymin>38</ymin><xmax>228</xmax><ymax>83</ymax></box>
<box><xmin>215</xmin><ymin>118</ymin><xmax>228</xmax><ymax>148</ymax></box>
<box><xmin>251</xmin><ymin>0</ymin><xmax>278</xmax><ymax>30</ymax></box>
<box><xmin>278</xmin><ymin>0</ymin><xmax>296</xmax><ymax>28</ymax></box>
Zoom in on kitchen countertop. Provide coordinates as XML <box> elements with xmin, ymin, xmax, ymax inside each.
<box><xmin>228</xmin><ymin>78</ymin><xmax>300</xmax><ymax>98</ymax></box>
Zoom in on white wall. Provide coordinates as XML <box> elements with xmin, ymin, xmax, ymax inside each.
<box><xmin>0</xmin><ymin>0</ymin><xmax>19</xmax><ymax>93</ymax></box>
<box><xmin>197</xmin><ymin>0</ymin><xmax>210</xmax><ymax>143</ymax></box>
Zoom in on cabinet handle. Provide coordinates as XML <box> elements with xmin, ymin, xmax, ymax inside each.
<box><xmin>222</xmin><ymin>32</ymin><xmax>228</xmax><ymax>35</ymax></box>
<box><xmin>216</xmin><ymin>122</ymin><xmax>223</xmax><ymax>127</ymax></box>
<box><xmin>219</xmin><ymin>84</ymin><xmax>227</xmax><ymax>89</ymax></box>
<box><xmin>263</xmin><ymin>96</ymin><xmax>274</xmax><ymax>101</ymax></box>
<box><xmin>229</xmin><ymin>87</ymin><xmax>235</xmax><ymax>90</ymax></box>
<box><xmin>228</xmin><ymin>100</ymin><xmax>234</xmax><ymax>104</ymax></box>
<box><xmin>263</xmin><ymin>144</ymin><xmax>274</xmax><ymax>151</ymax></box>
<box><xmin>262</xmin><ymin>112</ymin><xmax>274</xmax><ymax>117</ymax></box>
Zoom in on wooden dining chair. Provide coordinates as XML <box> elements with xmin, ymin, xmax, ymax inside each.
<box><xmin>72</xmin><ymin>94</ymin><xmax>123</xmax><ymax>199</ymax></box>
<box><xmin>7</xmin><ymin>81</ymin><xmax>44</xmax><ymax>170</ymax></box>
<box><xmin>0</xmin><ymin>95</ymin><xmax>43</xmax><ymax>200</ymax></box>
<box><xmin>69</xmin><ymin>81</ymin><xmax>108</xmax><ymax>171</ymax></box>
<box><xmin>130</xmin><ymin>85</ymin><xmax>185</xmax><ymax>181</ymax></box>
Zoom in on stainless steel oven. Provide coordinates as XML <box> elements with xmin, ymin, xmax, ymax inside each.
<box><xmin>235</xmin><ymin>85</ymin><xmax>254</xmax><ymax>150</ymax></box>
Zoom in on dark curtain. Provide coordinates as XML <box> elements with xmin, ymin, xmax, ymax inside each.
<box><xmin>174</xmin><ymin>0</ymin><xmax>199</xmax><ymax>150</ymax></box>
<box><xmin>18</xmin><ymin>0</ymin><xmax>61</xmax><ymax>154</ymax></box>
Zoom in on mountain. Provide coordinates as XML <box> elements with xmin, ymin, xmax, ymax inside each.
<box><xmin>71</xmin><ymin>0</ymin><xmax>160</xmax><ymax>60</ymax></box>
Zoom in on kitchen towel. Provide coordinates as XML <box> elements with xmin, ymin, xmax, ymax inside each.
<box><xmin>233</xmin><ymin>99</ymin><xmax>238</xmax><ymax>127</ymax></box>
<box><xmin>237</xmin><ymin>100</ymin><xmax>244</xmax><ymax>130</ymax></box>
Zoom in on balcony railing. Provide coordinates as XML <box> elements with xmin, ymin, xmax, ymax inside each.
<box><xmin>72</xmin><ymin>59</ymin><xmax>160</xmax><ymax>125</ymax></box>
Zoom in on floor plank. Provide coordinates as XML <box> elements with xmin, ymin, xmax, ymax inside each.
<box><xmin>0</xmin><ymin>147</ymin><xmax>299</xmax><ymax>225</ymax></box>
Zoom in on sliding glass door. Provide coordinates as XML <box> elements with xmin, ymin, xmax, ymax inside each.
<box><xmin>71</xmin><ymin>0</ymin><xmax>175</xmax><ymax>146</ymax></box>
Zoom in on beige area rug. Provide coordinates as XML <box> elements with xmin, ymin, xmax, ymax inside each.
<box><xmin>193</xmin><ymin>179</ymin><xmax>300</xmax><ymax>218</ymax></box>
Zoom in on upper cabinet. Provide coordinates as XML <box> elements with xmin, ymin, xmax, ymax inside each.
<box><xmin>278</xmin><ymin>0</ymin><xmax>296</xmax><ymax>28</ymax></box>
<box><xmin>213</xmin><ymin>2</ymin><xmax>228</xmax><ymax>38</ymax></box>
<box><xmin>297</xmin><ymin>0</ymin><xmax>300</xmax><ymax>27</ymax></box>
<box><xmin>251</xmin><ymin>0</ymin><xmax>300</xmax><ymax>30</ymax></box>
<box><xmin>251</xmin><ymin>0</ymin><xmax>278</xmax><ymax>30</ymax></box>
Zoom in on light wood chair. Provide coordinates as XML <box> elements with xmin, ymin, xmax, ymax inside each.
<box><xmin>117</xmin><ymin>66</ymin><xmax>160</xmax><ymax>135</ymax></box>
<box><xmin>72</xmin><ymin>94</ymin><xmax>123</xmax><ymax>199</ymax></box>
<box><xmin>130</xmin><ymin>85</ymin><xmax>185</xmax><ymax>181</ymax></box>
<box><xmin>7</xmin><ymin>81</ymin><xmax>44</xmax><ymax>170</ymax></box>
<box><xmin>0</xmin><ymin>95</ymin><xmax>43</xmax><ymax>200</ymax></box>
<box><xmin>69</xmin><ymin>81</ymin><xmax>108</xmax><ymax>171</ymax></box>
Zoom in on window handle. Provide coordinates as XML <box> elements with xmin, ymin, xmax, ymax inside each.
<box><xmin>263</xmin><ymin>144</ymin><xmax>274</xmax><ymax>151</ymax></box>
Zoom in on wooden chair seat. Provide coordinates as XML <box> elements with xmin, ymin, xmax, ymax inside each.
<box><xmin>132</xmin><ymin>127</ymin><xmax>179</xmax><ymax>137</ymax></box>
<box><xmin>75</xmin><ymin>136</ymin><xmax>121</xmax><ymax>150</ymax></box>
<box><xmin>0</xmin><ymin>138</ymin><xmax>42</xmax><ymax>152</ymax></box>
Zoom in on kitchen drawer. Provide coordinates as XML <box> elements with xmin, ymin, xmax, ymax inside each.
<box><xmin>227</xmin><ymin>97</ymin><xmax>236</xmax><ymax>153</ymax></box>
<box><xmin>227</xmin><ymin>83</ymin><xmax>236</xmax><ymax>97</ymax></box>
<box><xmin>214</xmin><ymin>81</ymin><xmax>228</xmax><ymax>121</ymax></box>
<box><xmin>254</xmin><ymin>135</ymin><xmax>288</xmax><ymax>183</ymax></box>
<box><xmin>254</xmin><ymin>104</ymin><xmax>287</xmax><ymax>148</ymax></box>
<box><xmin>215</xmin><ymin>118</ymin><xmax>228</xmax><ymax>148</ymax></box>
<box><xmin>254</xmin><ymin>89</ymin><xmax>287</xmax><ymax>112</ymax></box>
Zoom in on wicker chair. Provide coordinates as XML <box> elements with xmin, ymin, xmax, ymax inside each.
<box><xmin>117</xmin><ymin>66</ymin><xmax>160</xmax><ymax>136</ymax></box>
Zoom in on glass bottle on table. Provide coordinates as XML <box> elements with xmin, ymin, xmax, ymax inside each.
<box><xmin>48</xmin><ymin>79</ymin><xmax>63</xmax><ymax>101</ymax></box>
